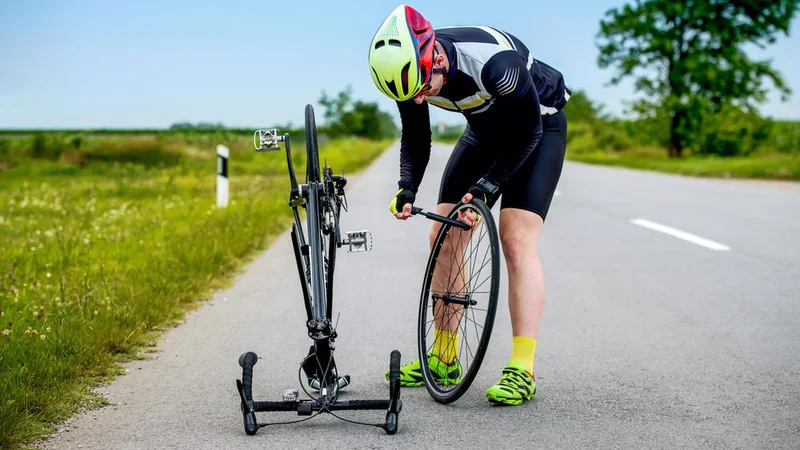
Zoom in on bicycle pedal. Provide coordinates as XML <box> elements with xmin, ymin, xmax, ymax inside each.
<box><xmin>343</xmin><ymin>230</ymin><xmax>373</xmax><ymax>253</ymax></box>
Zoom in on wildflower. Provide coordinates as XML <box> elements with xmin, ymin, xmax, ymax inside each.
<box><xmin>1</xmin><ymin>329</ymin><xmax>10</xmax><ymax>337</ymax></box>
<box><xmin>84</xmin><ymin>238</ymin><xmax>90</xmax><ymax>245</ymax></box>
<box><xmin>40</xmin><ymin>335</ymin><xmax>46</xmax><ymax>340</ymax></box>
<box><xmin>47</xmin><ymin>272</ymin><xmax>51</xmax><ymax>278</ymax></box>
<box><xmin>39</xmin><ymin>306</ymin><xmax>45</xmax><ymax>312</ymax></box>
<box><xmin>46</xmin><ymin>327</ymin><xmax>52</xmax><ymax>333</ymax></box>
<box><xmin>93</xmin><ymin>310</ymin><xmax>99</xmax><ymax>316</ymax></box>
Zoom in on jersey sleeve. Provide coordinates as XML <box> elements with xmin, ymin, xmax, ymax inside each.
<box><xmin>396</xmin><ymin>99</ymin><xmax>432</xmax><ymax>194</ymax></box>
<box><xmin>480</xmin><ymin>51</ymin><xmax>544</xmax><ymax>187</ymax></box>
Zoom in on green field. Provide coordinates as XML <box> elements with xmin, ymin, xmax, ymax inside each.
<box><xmin>0</xmin><ymin>132</ymin><xmax>390</xmax><ymax>449</ymax></box>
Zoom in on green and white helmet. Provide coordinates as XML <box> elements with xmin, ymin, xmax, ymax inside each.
<box><xmin>368</xmin><ymin>5</ymin><xmax>436</xmax><ymax>101</ymax></box>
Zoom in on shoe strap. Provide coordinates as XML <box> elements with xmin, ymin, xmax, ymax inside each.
<box><xmin>500</xmin><ymin>367</ymin><xmax>532</xmax><ymax>387</ymax></box>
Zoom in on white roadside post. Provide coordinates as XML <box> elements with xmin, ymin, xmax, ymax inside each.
<box><xmin>217</xmin><ymin>144</ymin><xmax>229</xmax><ymax>208</ymax></box>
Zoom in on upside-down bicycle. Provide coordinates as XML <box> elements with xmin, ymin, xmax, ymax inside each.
<box><xmin>235</xmin><ymin>104</ymin><xmax>402</xmax><ymax>434</ymax></box>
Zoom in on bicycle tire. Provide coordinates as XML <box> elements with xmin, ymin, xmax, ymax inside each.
<box><xmin>417</xmin><ymin>200</ymin><xmax>500</xmax><ymax>404</ymax></box>
<box><xmin>305</xmin><ymin>104</ymin><xmax>320</xmax><ymax>184</ymax></box>
<box><xmin>304</xmin><ymin>104</ymin><xmax>326</xmax><ymax>323</ymax></box>
<box><xmin>299</xmin><ymin>221</ymin><xmax>334</xmax><ymax>322</ymax></box>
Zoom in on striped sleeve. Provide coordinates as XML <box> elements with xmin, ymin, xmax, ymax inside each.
<box><xmin>481</xmin><ymin>50</ymin><xmax>530</xmax><ymax>99</ymax></box>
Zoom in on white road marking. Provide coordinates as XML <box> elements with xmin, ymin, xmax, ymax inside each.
<box><xmin>630</xmin><ymin>218</ymin><xmax>731</xmax><ymax>251</ymax></box>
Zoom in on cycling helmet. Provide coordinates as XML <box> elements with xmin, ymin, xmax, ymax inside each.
<box><xmin>368</xmin><ymin>5</ymin><xmax>435</xmax><ymax>101</ymax></box>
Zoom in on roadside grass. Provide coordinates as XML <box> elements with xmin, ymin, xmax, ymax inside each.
<box><xmin>567</xmin><ymin>146</ymin><xmax>800</xmax><ymax>181</ymax></box>
<box><xmin>0</xmin><ymin>134</ymin><xmax>390</xmax><ymax>449</ymax></box>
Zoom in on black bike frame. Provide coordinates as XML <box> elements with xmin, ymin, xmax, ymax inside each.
<box><xmin>280</xmin><ymin>133</ymin><xmax>339</xmax><ymax>338</ymax></box>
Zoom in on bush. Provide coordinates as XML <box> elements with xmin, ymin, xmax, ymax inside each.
<box><xmin>566</xmin><ymin>120</ymin><xmax>633</xmax><ymax>154</ymax></box>
<box><xmin>767</xmin><ymin>121</ymin><xmax>800</xmax><ymax>153</ymax></box>
<box><xmin>694</xmin><ymin>104</ymin><xmax>771</xmax><ymax>157</ymax></box>
<box><xmin>595</xmin><ymin>120</ymin><xmax>633</xmax><ymax>151</ymax></box>
<box><xmin>30</xmin><ymin>133</ymin><xmax>65</xmax><ymax>160</ymax></box>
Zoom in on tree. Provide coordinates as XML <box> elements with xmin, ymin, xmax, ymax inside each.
<box><xmin>318</xmin><ymin>86</ymin><xmax>398</xmax><ymax>139</ymax></box>
<box><xmin>597</xmin><ymin>0</ymin><xmax>797</xmax><ymax>157</ymax></box>
<box><xmin>562</xmin><ymin>89</ymin><xmax>605</xmax><ymax>124</ymax></box>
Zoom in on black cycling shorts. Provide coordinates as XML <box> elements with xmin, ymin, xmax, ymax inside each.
<box><xmin>438</xmin><ymin>109</ymin><xmax>567</xmax><ymax>221</ymax></box>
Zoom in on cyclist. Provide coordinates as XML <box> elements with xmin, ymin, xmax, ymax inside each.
<box><xmin>369</xmin><ymin>5</ymin><xmax>569</xmax><ymax>405</ymax></box>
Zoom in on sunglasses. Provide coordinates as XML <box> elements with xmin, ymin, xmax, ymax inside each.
<box><xmin>414</xmin><ymin>49</ymin><xmax>446</xmax><ymax>99</ymax></box>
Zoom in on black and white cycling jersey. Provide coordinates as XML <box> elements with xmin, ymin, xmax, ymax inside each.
<box><xmin>396</xmin><ymin>25</ymin><xmax>570</xmax><ymax>192</ymax></box>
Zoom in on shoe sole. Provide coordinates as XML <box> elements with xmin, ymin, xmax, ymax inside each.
<box><xmin>386</xmin><ymin>374</ymin><xmax>461</xmax><ymax>387</ymax></box>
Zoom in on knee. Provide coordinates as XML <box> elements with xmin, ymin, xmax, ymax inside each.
<box><xmin>428</xmin><ymin>224</ymin><xmax>442</xmax><ymax>249</ymax></box>
<box><xmin>501</xmin><ymin>232</ymin><xmax>536</xmax><ymax>270</ymax></box>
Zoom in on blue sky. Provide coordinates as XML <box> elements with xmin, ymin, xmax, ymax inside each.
<box><xmin>1</xmin><ymin>0</ymin><xmax>798</xmax><ymax>129</ymax></box>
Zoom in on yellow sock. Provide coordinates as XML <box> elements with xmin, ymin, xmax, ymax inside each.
<box><xmin>433</xmin><ymin>329</ymin><xmax>459</xmax><ymax>365</ymax></box>
<box><xmin>510</xmin><ymin>336</ymin><xmax>537</xmax><ymax>375</ymax></box>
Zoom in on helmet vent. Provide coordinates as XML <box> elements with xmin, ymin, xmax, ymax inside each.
<box><xmin>377</xmin><ymin>16</ymin><xmax>399</xmax><ymax>38</ymax></box>
<box><xmin>388</xmin><ymin>39</ymin><xmax>402</xmax><ymax>47</ymax></box>
<box><xmin>401</xmin><ymin>61</ymin><xmax>411</xmax><ymax>96</ymax></box>
<box><xmin>374</xmin><ymin>40</ymin><xmax>385</xmax><ymax>49</ymax></box>
<box><xmin>371</xmin><ymin>67</ymin><xmax>392</xmax><ymax>98</ymax></box>
<box><xmin>386</xmin><ymin>80</ymin><xmax>399</xmax><ymax>98</ymax></box>
<box><xmin>419</xmin><ymin>37</ymin><xmax>431</xmax><ymax>54</ymax></box>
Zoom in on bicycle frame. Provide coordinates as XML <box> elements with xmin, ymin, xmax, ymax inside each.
<box><xmin>236</xmin><ymin>106</ymin><xmax>399</xmax><ymax>436</ymax></box>
<box><xmin>257</xmin><ymin>129</ymin><xmax>343</xmax><ymax>337</ymax></box>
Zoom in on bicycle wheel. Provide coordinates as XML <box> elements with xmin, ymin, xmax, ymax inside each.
<box><xmin>418</xmin><ymin>200</ymin><xmax>500</xmax><ymax>404</ymax></box>
<box><xmin>298</xmin><ymin>208</ymin><xmax>335</xmax><ymax>322</ymax></box>
<box><xmin>304</xmin><ymin>104</ymin><xmax>326</xmax><ymax>322</ymax></box>
<box><xmin>305</xmin><ymin>104</ymin><xmax>320</xmax><ymax>183</ymax></box>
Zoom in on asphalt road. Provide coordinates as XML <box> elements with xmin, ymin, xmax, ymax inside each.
<box><xmin>37</xmin><ymin>143</ymin><xmax>800</xmax><ymax>450</ymax></box>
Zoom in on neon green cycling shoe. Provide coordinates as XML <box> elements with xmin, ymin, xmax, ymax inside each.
<box><xmin>385</xmin><ymin>355</ymin><xmax>462</xmax><ymax>387</ymax></box>
<box><xmin>486</xmin><ymin>362</ymin><xmax>536</xmax><ymax>406</ymax></box>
